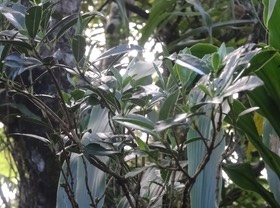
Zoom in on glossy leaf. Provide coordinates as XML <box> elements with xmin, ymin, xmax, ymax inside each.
<box><xmin>94</xmin><ymin>44</ymin><xmax>142</xmax><ymax>62</ymax></box>
<box><xmin>221</xmin><ymin>76</ymin><xmax>263</xmax><ymax>98</ymax></box>
<box><xmin>156</xmin><ymin>113</ymin><xmax>188</xmax><ymax>132</ymax></box>
<box><xmin>113</xmin><ymin>114</ymin><xmax>156</xmax><ymax>136</ymax></box>
<box><xmin>1</xmin><ymin>4</ymin><xmax>26</xmax><ymax>30</ymax></box>
<box><xmin>25</xmin><ymin>6</ymin><xmax>42</xmax><ymax>38</ymax></box>
<box><xmin>170</xmin><ymin>53</ymin><xmax>211</xmax><ymax>75</ymax></box>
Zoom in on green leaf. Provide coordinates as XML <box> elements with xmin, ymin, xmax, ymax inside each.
<box><xmin>0</xmin><ymin>39</ymin><xmax>33</xmax><ymax>50</ymax></box>
<box><xmin>84</xmin><ymin>143</ymin><xmax>120</xmax><ymax>157</ymax></box>
<box><xmin>113</xmin><ymin>114</ymin><xmax>156</xmax><ymax>136</ymax></box>
<box><xmin>70</xmin><ymin>89</ymin><xmax>85</xmax><ymax>101</ymax></box>
<box><xmin>1</xmin><ymin>4</ymin><xmax>26</xmax><ymax>30</ymax></box>
<box><xmin>186</xmin><ymin>0</ymin><xmax>212</xmax><ymax>37</ymax></box>
<box><xmin>135</xmin><ymin>137</ymin><xmax>150</xmax><ymax>152</ymax></box>
<box><xmin>139</xmin><ymin>0</ymin><xmax>176</xmax><ymax>45</ymax></box>
<box><xmin>221</xmin><ymin>76</ymin><xmax>263</xmax><ymax>98</ymax></box>
<box><xmin>170</xmin><ymin>53</ymin><xmax>211</xmax><ymax>75</ymax></box>
<box><xmin>227</xmin><ymin>100</ymin><xmax>280</xmax><ymax>179</ymax></box>
<box><xmin>190</xmin><ymin>43</ymin><xmax>218</xmax><ymax>58</ymax></box>
<box><xmin>125</xmin><ymin>165</ymin><xmax>154</xmax><ymax>178</ymax></box>
<box><xmin>223</xmin><ymin>163</ymin><xmax>280</xmax><ymax>208</ymax></box>
<box><xmin>156</xmin><ymin>113</ymin><xmax>188</xmax><ymax>132</ymax></box>
<box><xmin>263</xmin><ymin>0</ymin><xmax>280</xmax><ymax>50</ymax></box>
<box><xmin>159</xmin><ymin>91</ymin><xmax>179</xmax><ymax>120</ymax></box>
<box><xmin>94</xmin><ymin>44</ymin><xmax>142</xmax><ymax>62</ymax></box>
<box><xmin>211</xmin><ymin>52</ymin><xmax>221</xmax><ymax>72</ymax></box>
<box><xmin>25</xmin><ymin>6</ymin><xmax>42</xmax><ymax>38</ymax></box>
<box><xmin>72</xmin><ymin>35</ymin><xmax>86</xmax><ymax>62</ymax></box>
<box><xmin>10</xmin><ymin>133</ymin><xmax>50</xmax><ymax>144</ymax></box>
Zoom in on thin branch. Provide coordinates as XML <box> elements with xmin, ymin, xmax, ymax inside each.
<box><xmin>81</xmin><ymin>156</ymin><xmax>95</xmax><ymax>207</ymax></box>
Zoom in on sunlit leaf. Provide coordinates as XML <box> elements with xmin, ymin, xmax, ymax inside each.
<box><xmin>113</xmin><ymin>114</ymin><xmax>156</xmax><ymax>136</ymax></box>
<box><xmin>94</xmin><ymin>44</ymin><xmax>142</xmax><ymax>62</ymax></box>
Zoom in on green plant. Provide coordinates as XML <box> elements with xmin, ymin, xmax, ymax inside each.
<box><xmin>1</xmin><ymin>1</ymin><xmax>280</xmax><ymax>208</ymax></box>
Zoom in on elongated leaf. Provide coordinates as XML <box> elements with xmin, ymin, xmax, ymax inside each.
<box><xmin>248</xmin><ymin>49</ymin><xmax>280</xmax><ymax>105</ymax></box>
<box><xmin>44</xmin><ymin>12</ymin><xmax>103</xmax><ymax>42</ymax></box>
<box><xmin>223</xmin><ymin>163</ymin><xmax>280</xmax><ymax>208</ymax></box>
<box><xmin>263</xmin><ymin>119</ymin><xmax>280</xmax><ymax>204</ymax></box>
<box><xmin>159</xmin><ymin>91</ymin><xmax>179</xmax><ymax>120</ymax></box>
<box><xmin>125</xmin><ymin>165</ymin><xmax>154</xmax><ymax>178</ymax></box>
<box><xmin>172</xmin><ymin>53</ymin><xmax>211</xmax><ymax>75</ymax></box>
<box><xmin>263</xmin><ymin>0</ymin><xmax>280</xmax><ymax>50</ymax></box>
<box><xmin>247</xmin><ymin>86</ymin><xmax>280</xmax><ymax>137</ymax></box>
<box><xmin>187</xmin><ymin>114</ymin><xmax>225</xmax><ymax>208</ymax></box>
<box><xmin>94</xmin><ymin>44</ymin><xmax>142</xmax><ymax>62</ymax></box>
<box><xmin>0</xmin><ymin>39</ymin><xmax>32</xmax><ymax>50</ymax></box>
<box><xmin>10</xmin><ymin>133</ymin><xmax>50</xmax><ymax>144</ymax></box>
<box><xmin>72</xmin><ymin>35</ymin><xmax>86</xmax><ymax>62</ymax></box>
<box><xmin>1</xmin><ymin>5</ymin><xmax>26</xmax><ymax>30</ymax></box>
<box><xmin>84</xmin><ymin>143</ymin><xmax>120</xmax><ymax>156</ymax></box>
<box><xmin>25</xmin><ymin>6</ymin><xmax>42</xmax><ymax>38</ymax></box>
<box><xmin>227</xmin><ymin>100</ymin><xmax>280</xmax><ymax>178</ymax></box>
<box><xmin>221</xmin><ymin>76</ymin><xmax>263</xmax><ymax>98</ymax></box>
<box><xmin>135</xmin><ymin>137</ymin><xmax>149</xmax><ymax>152</ymax></box>
<box><xmin>156</xmin><ymin>113</ymin><xmax>188</xmax><ymax>132</ymax></box>
<box><xmin>113</xmin><ymin>114</ymin><xmax>155</xmax><ymax>136</ymax></box>
<box><xmin>139</xmin><ymin>0</ymin><xmax>176</xmax><ymax>45</ymax></box>
<box><xmin>186</xmin><ymin>0</ymin><xmax>212</xmax><ymax>36</ymax></box>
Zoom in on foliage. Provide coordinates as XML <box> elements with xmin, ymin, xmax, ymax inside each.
<box><xmin>0</xmin><ymin>0</ymin><xmax>280</xmax><ymax>207</ymax></box>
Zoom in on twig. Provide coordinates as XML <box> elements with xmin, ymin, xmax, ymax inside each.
<box><xmin>81</xmin><ymin>156</ymin><xmax>95</xmax><ymax>207</ymax></box>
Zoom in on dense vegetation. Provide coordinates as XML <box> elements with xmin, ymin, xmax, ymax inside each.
<box><xmin>1</xmin><ymin>0</ymin><xmax>280</xmax><ymax>207</ymax></box>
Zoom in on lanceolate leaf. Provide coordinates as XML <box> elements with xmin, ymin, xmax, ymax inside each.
<box><xmin>113</xmin><ymin>114</ymin><xmax>156</xmax><ymax>136</ymax></box>
<box><xmin>72</xmin><ymin>35</ymin><xmax>86</xmax><ymax>62</ymax></box>
<box><xmin>84</xmin><ymin>143</ymin><xmax>120</xmax><ymax>157</ymax></box>
<box><xmin>159</xmin><ymin>91</ymin><xmax>179</xmax><ymax>120</ymax></box>
<box><xmin>10</xmin><ymin>133</ymin><xmax>50</xmax><ymax>144</ymax></box>
<box><xmin>1</xmin><ymin>4</ymin><xmax>26</xmax><ymax>30</ymax></box>
<box><xmin>94</xmin><ymin>44</ymin><xmax>142</xmax><ymax>62</ymax></box>
<box><xmin>0</xmin><ymin>39</ymin><xmax>33</xmax><ymax>50</ymax></box>
<box><xmin>223</xmin><ymin>163</ymin><xmax>280</xmax><ymax>207</ymax></box>
<box><xmin>25</xmin><ymin>6</ymin><xmax>42</xmax><ymax>38</ymax></box>
<box><xmin>263</xmin><ymin>0</ymin><xmax>280</xmax><ymax>50</ymax></box>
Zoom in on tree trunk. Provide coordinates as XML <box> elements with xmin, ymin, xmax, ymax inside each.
<box><xmin>0</xmin><ymin>1</ymin><xmax>80</xmax><ymax>207</ymax></box>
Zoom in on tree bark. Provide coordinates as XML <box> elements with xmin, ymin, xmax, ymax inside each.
<box><xmin>0</xmin><ymin>0</ymin><xmax>80</xmax><ymax>207</ymax></box>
